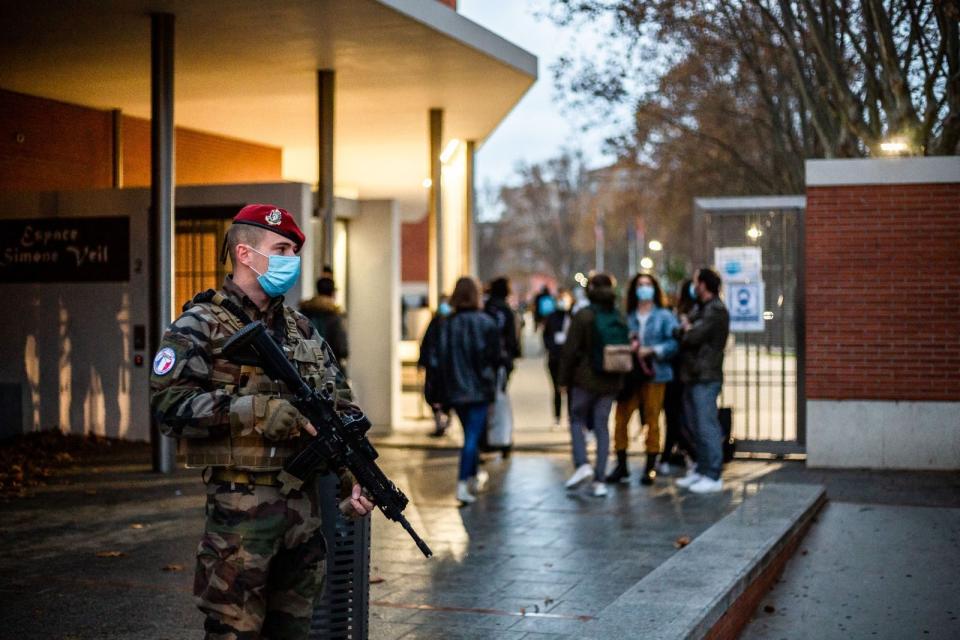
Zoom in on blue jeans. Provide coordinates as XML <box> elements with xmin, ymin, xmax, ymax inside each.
<box><xmin>683</xmin><ymin>381</ymin><xmax>723</xmax><ymax>480</ymax></box>
<box><xmin>454</xmin><ymin>403</ymin><xmax>488</xmax><ymax>481</ymax></box>
<box><xmin>568</xmin><ymin>387</ymin><xmax>613</xmax><ymax>481</ymax></box>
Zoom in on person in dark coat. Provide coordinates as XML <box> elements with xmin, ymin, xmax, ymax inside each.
<box><xmin>558</xmin><ymin>273</ymin><xmax>625</xmax><ymax>498</ymax></box>
<box><xmin>439</xmin><ymin>277</ymin><xmax>500</xmax><ymax>504</ymax></box>
<box><xmin>484</xmin><ymin>276</ymin><xmax>521</xmax><ymax>379</ymax></box>
<box><xmin>419</xmin><ymin>295</ymin><xmax>452</xmax><ymax>437</ymax></box>
<box><xmin>660</xmin><ymin>277</ymin><xmax>699</xmax><ymax>474</ymax></box>
<box><xmin>300</xmin><ymin>277</ymin><xmax>349</xmax><ymax>370</ymax></box>
<box><xmin>542</xmin><ymin>288</ymin><xmax>572</xmax><ymax>428</ymax></box>
<box><xmin>675</xmin><ymin>268</ymin><xmax>730</xmax><ymax>495</ymax></box>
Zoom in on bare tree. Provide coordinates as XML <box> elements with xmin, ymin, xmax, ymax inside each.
<box><xmin>548</xmin><ymin>0</ymin><xmax>959</xmax><ymax>184</ymax></box>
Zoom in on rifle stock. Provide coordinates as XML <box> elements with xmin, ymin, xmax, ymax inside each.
<box><xmin>223</xmin><ymin>321</ymin><xmax>433</xmax><ymax>558</ymax></box>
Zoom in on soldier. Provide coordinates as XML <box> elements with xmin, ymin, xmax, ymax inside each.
<box><xmin>150</xmin><ymin>204</ymin><xmax>374</xmax><ymax>640</ymax></box>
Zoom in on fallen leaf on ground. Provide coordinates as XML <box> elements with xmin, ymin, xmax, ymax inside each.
<box><xmin>130</xmin><ymin>523</ymin><xmax>144</xmax><ymax>529</ymax></box>
<box><xmin>370</xmin><ymin>576</ymin><xmax>386</xmax><ymax>584</ymax></box>
<box><xmin>674</xmin><ymin>535</ymin><xmax>692</xmax><ymax>549</ymax></box>
<box><xmin>95</xmin><ymin>550</ymin><xmax>126</xmax><ymax>558</ymax></box>
<box><xmin>162</xmin><ymin>564</ymin><xmax>184</xmax><ymax>572</ymax></box>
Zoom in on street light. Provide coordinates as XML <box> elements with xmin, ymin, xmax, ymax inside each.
<box><xmin>747</xmin><ymin>225</ymin><xmax>762</xmax><ymax>240</ymax></box>
<box><xmin>648</xmin><ymin>239</ymin><xmax>663</xmax><ymax>252</ymax></box>
<box><xmin>880</xmin><ymin>139</ymin><xmax>909</xmax><ymax>155</ymax></box>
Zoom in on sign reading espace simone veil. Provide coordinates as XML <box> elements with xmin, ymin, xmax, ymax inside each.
<box><xmin>0</xmin><ymin>217</ymin><xmax>130</xmax><ymax>282</ymax></box>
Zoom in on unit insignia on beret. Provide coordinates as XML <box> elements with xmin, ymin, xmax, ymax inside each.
<box><xmin>265</xmin><ymin>209</ymin><xmax>283</xmax><ymax>226</ymax></box>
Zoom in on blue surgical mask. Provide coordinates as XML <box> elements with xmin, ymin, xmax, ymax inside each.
<box><xmin>246</xmin><ymin>246</ymin><xmax>301</xmax><ymax>297</ymax></box>
<box><xmin>688</xmin><ymin>282</ymin><xmax>697</xmax><ymax>299</ymax></box>
<box><xmin>438</xmin><ymin>302</ymin><xmax>452</xmax><ymax>317</ymax></box>
<box><xmin>636</xmin><ymin>285</ymin><xmax>655</xmax><ymax>302</ymax></box>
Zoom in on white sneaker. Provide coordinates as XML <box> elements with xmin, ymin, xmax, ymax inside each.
<box><xmin>591</xmin><ymin>481</ymin><xmax>608</xmax><ymax>497</ymax></box>
<box><xmin>656</xmin><ymin>462</ymin><xmax>672</xmax><ymax>476</ymax></box>
<box><xmin>472</xmin><ymin>469</ymin><xmax>490</xmax><ymax>493</ymax></box>
<box><xmin>675</xmin><ymin>471</ymin><xmax>703</xmax><ymax>489</ymax></box>
<box><xmin>456</xmin><ymin>481</ymin><xmax>476</xmax><ymax>504</ymax></box>
<box><xmin>689</xmin><ymin>477</ymin><xmax>724</xmax><ymax>494</ymax></box>
<box><xmin>565</xmin><ymin>463</ymin><xmax>594</xmax><ymax>489</ymax></box>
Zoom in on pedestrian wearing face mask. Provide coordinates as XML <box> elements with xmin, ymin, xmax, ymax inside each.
<box><xmin>151</xmin><ymin>204</ymin><xmax>374</xmax><ymax>639</ymax></box>
<box><xmin>659</xmin><ymin>278</ymin><xmax>699</xmax><ymax>474</ymax></box>
<box><xmin>419</xmin><ymin>295</ymin><xmax>453</xmax><ymax>437</ymax></box>
<box><xmin>542</xmin><ymin>288</ymin><xmax>573</xmax><ymax>429</ymax></box>
<box><xmin>606</xmin><ymin>273</ymin><xmax>678</xmax><ymax>486</ymax></box>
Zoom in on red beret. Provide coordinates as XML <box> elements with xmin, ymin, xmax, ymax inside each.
<box><xmin>232</xmin><ymin>204</ymin><xmax>305</xmax><ymax>248</ymax></box>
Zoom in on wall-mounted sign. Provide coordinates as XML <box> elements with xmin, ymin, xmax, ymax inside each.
<box><xmin>0</xmin><ymin>217</ymin><xmax>130</xmax><ymax>283</ymax></box>
<box><xmin>727</xmin><ymin>281</ymin><xmax>765</xmax><ymax>332</ymax></box>
<box><xmin>714</xmin><ymin>246</ymin><xmax>762</xmax><ymax>283</ymax></box>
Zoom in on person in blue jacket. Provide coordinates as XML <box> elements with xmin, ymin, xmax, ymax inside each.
<box><xmin>606</xmin><ymin>272</ymin><xmax>679</xmax><ymax>485</ymax></box>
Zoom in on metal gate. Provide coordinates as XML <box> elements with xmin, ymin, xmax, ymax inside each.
<box><xmin>693</xmin><ymin>196</ymin><xmax>805</xmax><ymax>455</ymax></box>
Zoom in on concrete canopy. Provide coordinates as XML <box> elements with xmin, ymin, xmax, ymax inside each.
<box><xmin>0</xmin><ymin>0</ymin><xmax>537</xmax><ymax>218</ymax></box>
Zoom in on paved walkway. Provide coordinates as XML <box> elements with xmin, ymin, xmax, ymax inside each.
<box><xmin>740</xmin><ymin>474</ymin><xmax>960</xmax><ymax>640</ymax></box>
<box><xmin>0</xmin><ymin>440</ymin><xmax>775</xmax><ymax>640</ymax></box>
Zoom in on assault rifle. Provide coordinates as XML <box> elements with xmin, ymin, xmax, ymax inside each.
<box><xmin>222</xmin><ymin>320</ymin><xmax>433</xmax><ymax>558</ymax></box>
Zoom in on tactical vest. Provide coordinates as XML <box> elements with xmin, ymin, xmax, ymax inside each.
<box><xmin>181</xmin><ymin>293</ymin><xmax>338</xmax><ymax>471</ymax></box>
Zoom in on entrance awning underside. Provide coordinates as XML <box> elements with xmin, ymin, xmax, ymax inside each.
<box><xmin>0</xmin><ymin>0</ymin><xmax>537</xmax><ymax>217</ymax></box>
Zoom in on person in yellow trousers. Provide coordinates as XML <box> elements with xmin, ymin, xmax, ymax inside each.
<box><xmin>606</xmin><ymin>272</ymin><xmax>679</xmax><ymax>486</ymax></box>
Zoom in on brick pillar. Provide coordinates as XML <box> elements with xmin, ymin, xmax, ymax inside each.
<box><xmin>804</xmin><ymin>157</ymin><xmax>960</xmax><ymax>469</ymax></box>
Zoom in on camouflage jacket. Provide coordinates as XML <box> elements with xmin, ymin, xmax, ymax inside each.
<box><xmin>150</xmin><ymin>276</ymin><xmax>359</xmax><ymax>471</ymax></box>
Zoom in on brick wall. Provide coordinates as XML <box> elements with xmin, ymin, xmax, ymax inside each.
<box><xmin>402</xmin><ymin>216</ymin><xmax>429</xmax><ymax>283</ymax></box>
<box><xmin>0</xmin><ymin>89</ymin><xmax>281</xmax><ymax>192</ymax></box>
<box><xmin>0</xmin><ymin>90</ymin><xmax>114</xmax><ymax>190</ymax></box>
<box><xmin>805</xmin><ymin>182</ymin><xmax>960</xmax><ymax>402</ymax></box>
<box><xmin>121</xmin><ymin>116</ymin><xmax>281</xmax><ymax>186</ymax></box>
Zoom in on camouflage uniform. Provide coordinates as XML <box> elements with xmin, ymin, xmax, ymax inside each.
<box><xmin>151</xmin><ymin>276</ymin><xmax>358</xmax><ymax>640</ymax></box>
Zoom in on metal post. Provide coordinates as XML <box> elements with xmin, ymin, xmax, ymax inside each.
<box><xmin>464</xmin><ymin>140</ymin><xmax>476</xmax><ymax>276</ymax></box>
<box><xmin>150</xmin><ymin>12</ymin><xmax>176</xmax><ymax>474</ymax></box>
<box><xmin>318</xmin><ymin>70</ymin><xmax>335</xmax><ymax>270</ymax></box>
<box><xmin>428</xmin><ymin>108</ymin><xmax>443</xmax><ymax>304</ymax></box>
<box><xmin>111</xmin><ymin>109</ymin><xmax>123</xmax><ymax>188</ymax></box>
<box><xmin>795</xmin><ymin>206</ymin><xmax>806</xmax><ymax>446</ymax></box>
<box><xmin>595</xmin><ymin>209</ymin><xmax>605</xmax><ymax>272</ymax></box>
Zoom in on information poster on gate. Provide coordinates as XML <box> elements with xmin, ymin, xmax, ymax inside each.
<box><xmin>715</xmin><ymin>247</ymin><xmax>765</xmax><ymax>332</ymax></box>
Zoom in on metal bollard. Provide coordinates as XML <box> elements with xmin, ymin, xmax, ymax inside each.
<box><xmin>310</xmin><ymin>473</ymin><xmax>371</xmax><ymax>640</ymax></box>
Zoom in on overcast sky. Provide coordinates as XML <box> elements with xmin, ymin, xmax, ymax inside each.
<box><xmin>458</xmin><ymin>1</ymin><xmax>620</xmax><ymax>196</ymax></box>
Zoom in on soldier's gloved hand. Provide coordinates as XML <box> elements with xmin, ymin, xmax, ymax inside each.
<box><xmin>260</xmin><ymin>398</ymin><xmax>308</xmax><ymax>441</ymax></box>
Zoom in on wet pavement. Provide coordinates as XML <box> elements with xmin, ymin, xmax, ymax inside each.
<box><xmin>0</xmin><ymin>442</ymin><xmax>766</xmax><ymax>640</ymax></box>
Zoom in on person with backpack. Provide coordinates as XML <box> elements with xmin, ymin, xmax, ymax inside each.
<box><xmin>558</xmin><ymin>273</ymin><xmax>630</xmax><ymax>497</ymax></box>
<box><xmin>605</xmin><ymin>273</ymin><xmax>678</xmax><ymax>486</ymax></box>
<box><xmin>533</xmin><ymin>285</ymin><xmax>556</xmax><ymax>330</ymax></box>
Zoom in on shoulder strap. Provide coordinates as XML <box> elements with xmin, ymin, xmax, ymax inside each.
<box><xmin>282</xmin><ymin>307</ymin><xmax>303</xmax><ymax>342</ymax></box>
<box><xmin>189</xmin><ymin>289</ymin><xmax>254</xmax><ymax>334</ymax></box>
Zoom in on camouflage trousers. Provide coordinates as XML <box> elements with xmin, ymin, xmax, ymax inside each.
<box><xmin>195</xmin><ymin>477</ymin><xmax>326</xmax><ymax>640</ymax></box>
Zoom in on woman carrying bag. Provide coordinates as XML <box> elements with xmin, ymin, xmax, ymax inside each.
<box><xmin>606</xmin><ymin>273</ymin><xmax>678</xmax><ymax>486</ymax></box>
<box><xmin>438</xmin><ymin>277</ymin><xmax>501</xmax><ymax>504</ymax></box>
